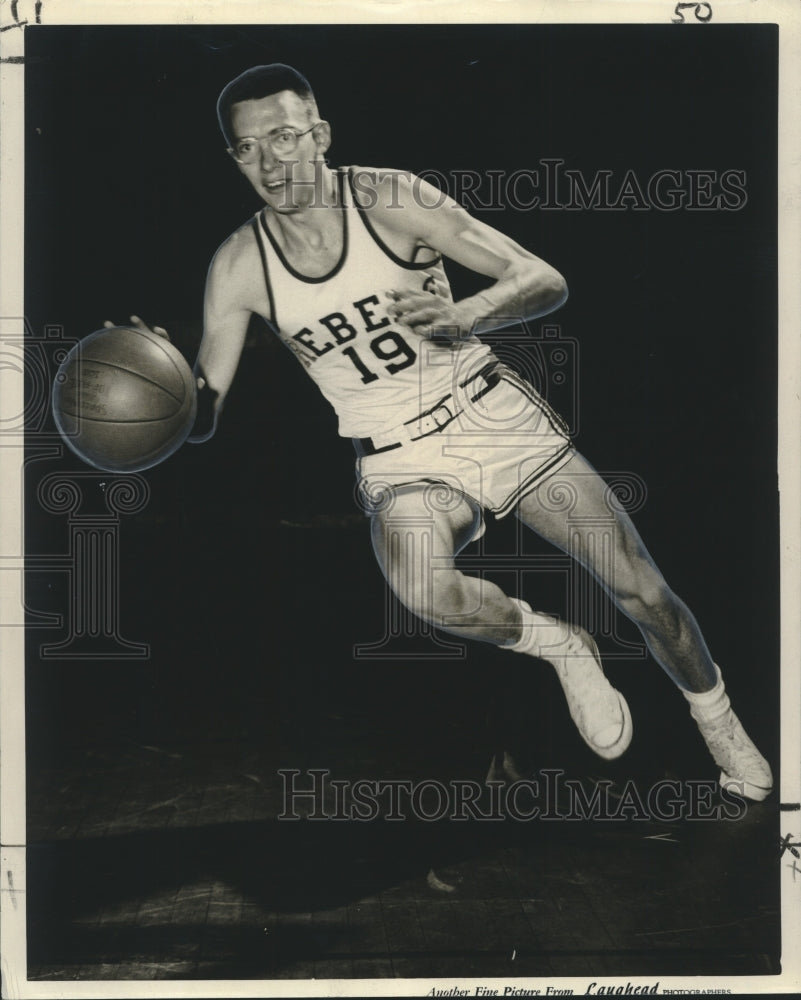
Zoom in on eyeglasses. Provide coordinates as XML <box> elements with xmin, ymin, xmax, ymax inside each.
<box><xmin>228</xmin><ymin>122</ymin><xmax>325</xmax><ymax>164</ymax></box>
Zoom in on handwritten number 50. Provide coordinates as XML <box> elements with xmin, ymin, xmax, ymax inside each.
<box><xmin>672</xmin><ymin>2</ymin><xmax>713</xmax><ymax>22</ymax></box>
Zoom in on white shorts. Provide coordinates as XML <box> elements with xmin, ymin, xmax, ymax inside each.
<box><xmin>354</xmin><ymin>365</ymin><xmax>574</xmax><ymax>525</ymax></box>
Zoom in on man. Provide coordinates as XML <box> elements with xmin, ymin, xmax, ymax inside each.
<box><xmin>115</xmin><ymin>63</ymin><xmax>771</xmax><ymax>800</ymax></box>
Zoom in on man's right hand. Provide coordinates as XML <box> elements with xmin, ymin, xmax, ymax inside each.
<box><xmin>102</xmin><ymin>315</ymin><xmax>206</xmax><ymax>390</ymax></box>
<box><xmin>103</xmin><ymin>314</ymin><xmax>170</xmax><ymax>340</ymax></box>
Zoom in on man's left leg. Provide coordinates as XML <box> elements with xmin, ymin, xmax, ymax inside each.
<box><xmin>511</xmin><ymin>450</ymin><xmax>772</xmax><ymax>800</ymax></box>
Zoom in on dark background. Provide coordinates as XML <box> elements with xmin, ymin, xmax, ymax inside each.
<box><xmin>24</xmin><ymin>23</ymin><xmax>778</xmax><ymax>813</ymax></box>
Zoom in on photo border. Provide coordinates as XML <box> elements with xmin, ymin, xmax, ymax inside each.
<box><xmin>2</xmin><ymin>1</ymin><xmax>799</xmax><ymax>997</ymax></box>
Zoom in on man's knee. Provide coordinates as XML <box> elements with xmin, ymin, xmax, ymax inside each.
<box><xmin>614</xmin><ymin>566</ymin><xmax>681</xmax><ymax>630</ymax></box>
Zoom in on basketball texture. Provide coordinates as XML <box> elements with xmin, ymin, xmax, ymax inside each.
<box><xmin>52</xmin><ymin>326</ymin><xmax>198</xmax><ymax>472</ymax></box>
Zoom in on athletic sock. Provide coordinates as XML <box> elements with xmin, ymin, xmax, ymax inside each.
<box><xmin>680</xmin><ymin>664</ymin><xmax>728</xmax><ymax>721</ymax></box>
<box><xmin>680</xmin><ymin>663</ymin><xmax>772</xmax><ymax>800</ymax></box>
<box><xmin>503</xmin><ymin>597</ymin><xmax>559</xmax><ymax>655</ymax></box>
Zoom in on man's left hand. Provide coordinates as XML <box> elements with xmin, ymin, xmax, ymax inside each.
<box><xmin>385</xmin><ymin>288</ymin><xmax>466</xmax><ymax>339</ymax></box>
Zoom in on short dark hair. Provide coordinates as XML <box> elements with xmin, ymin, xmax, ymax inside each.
<box><xmin>217</xmin><ymin>64</ymin><xmax>317</xmax><ymax>146</ymax></box>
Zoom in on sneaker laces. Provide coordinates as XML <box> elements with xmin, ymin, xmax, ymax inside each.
<box><xmin>693</xmin><ymin>703</ymin><xmax>768</xmax><ymax>779</ymax></box>
<box><xmin>507</xmin><ymin>600</ymin><xmax>631</xmax><ymax>758</ymax></box>
<box><xmin>544</xmin><ymin>622</ymin><xmax>617</xmax><ymax>703</ymax></box>
<box><xmin>540</xmin><ymin>619</ymin><xmax>628</xmax><ymax>751</ymax></box>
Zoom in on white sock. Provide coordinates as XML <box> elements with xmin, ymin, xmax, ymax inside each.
<box><xmin>503</xmin><ymin>597</ymin><xmax>558</xmax><ymax>656</ymax></box>
<box><xmin>681</xmin><ymin>664</ymin><xmax>730</xmax><ymax>723</ymax></box>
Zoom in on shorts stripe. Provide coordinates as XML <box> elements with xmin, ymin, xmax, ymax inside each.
<box><xmin>490</xmin><ymin>443</ymin><xmax>575</xmax><ymax>517</ymax></box>
<box><xmin>499</xmin><ymin>370</ymin><xmax>572</xmax><ymax>441</ymax></box>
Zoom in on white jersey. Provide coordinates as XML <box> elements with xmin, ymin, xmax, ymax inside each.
<box><xmin>251</xmin><ymin>166</ymin><xmax>496</xmax><ymax>439</ymax></box>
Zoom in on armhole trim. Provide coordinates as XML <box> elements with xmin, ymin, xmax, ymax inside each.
<box><xmin>347</xmin><ymin>166</ymin><xmax>442</xmax><ymax>272</ymax></box>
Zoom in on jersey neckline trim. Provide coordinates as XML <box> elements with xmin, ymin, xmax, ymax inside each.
<box><xmin>346</xmin><ymin>167</ymin><xmax>442</xmax><ymax>271</ymax></box>
<box><xmin>257</xmin><ymin>169</ymin><xmax>349</xmax><ymax>285</ymax></box>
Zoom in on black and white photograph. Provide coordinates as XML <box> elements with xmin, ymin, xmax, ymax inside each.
<box><xmin>1</xmin><ymin>1</ymin><xmax>799</xmax><ymax>996</ymax></box>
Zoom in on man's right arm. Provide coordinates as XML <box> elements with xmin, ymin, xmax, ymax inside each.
<box><xmin>189</xmin><ymin>230</ymin><xmax>260</xmax><ymax>442</ymax></box>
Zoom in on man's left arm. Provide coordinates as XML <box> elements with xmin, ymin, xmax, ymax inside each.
<box><xmin>378</xmin><ymin>173</ymin><xmax>567</xmax><ymax>337</ymax></box>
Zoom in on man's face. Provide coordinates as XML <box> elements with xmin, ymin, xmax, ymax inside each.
<box><xmin>228</xmin><ymin>91</ymin><xmax>329</xmax><ymax>213</ymax></box>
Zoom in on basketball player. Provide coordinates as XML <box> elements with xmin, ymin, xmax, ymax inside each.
<box><xmin>112</xmin><ymin>64</ymin><xmax>771</xmax><ymax>801</ymax></box>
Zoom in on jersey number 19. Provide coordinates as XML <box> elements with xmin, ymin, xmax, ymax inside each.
<box><xmin>341</xmin><ymin>330</ymin><xmax>416</xmax><ymax>384</ymax></box>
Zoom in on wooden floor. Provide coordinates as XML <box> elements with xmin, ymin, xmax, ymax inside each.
<box><xmin>23</xmin><ymin>516</ymin><xmax>783</xmax><ymax>984</ymax></box>
<box><xmin>26</xmin><ymin>726</ymin><xmax>780</xmax><ymax>982</ymax></box>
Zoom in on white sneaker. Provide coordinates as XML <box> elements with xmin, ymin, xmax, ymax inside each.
<box><xmin>507</xmin><ymin>600</ymin><xmax>632</xmax><ymax>760</ymax></box>
<box><xmin>685</xmin><ymin>672</ymin><xmax>772</xmax><ymax>801</ymax></box>
<box><xmin>540</xmin><ymin>618</ymin><xmax>633</xmax><ymax>761</ymax></box>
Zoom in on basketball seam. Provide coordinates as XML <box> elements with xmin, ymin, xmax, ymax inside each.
<box><xmin>57</xmin><ymin>414</ymin><xmax>190</xmax><ymax>424</ymax></box>
<box><xmin>68</xmin><ymin>358</ymin><xmax>188</xmax><ymax>405</ymax></box>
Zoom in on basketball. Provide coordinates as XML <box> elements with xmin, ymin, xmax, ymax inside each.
<box><xmin>52</xmin><ymin>326</ymin><xmax>198</xmax><ymax>473</ymax></box>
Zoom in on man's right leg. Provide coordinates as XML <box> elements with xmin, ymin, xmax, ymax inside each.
<box><xmin>368</xmin><ymin>483</ymin><xmax>519</xmax><ymax>643</ymax></box>
<box><xmin>368</xmin><ymin>483</ymin><xmax>631</xmax><ymax>760</ymax></box>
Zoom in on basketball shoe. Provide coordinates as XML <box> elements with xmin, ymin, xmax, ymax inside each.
<box><xmin>683</xmin><ymin>665</ymin><xmax>773</xmax><ymax>801</ymax></box>
<box><xmin>507</xmin><ymin>598</ymin><xmax>632</xmax><ymax>760</ymax></box>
